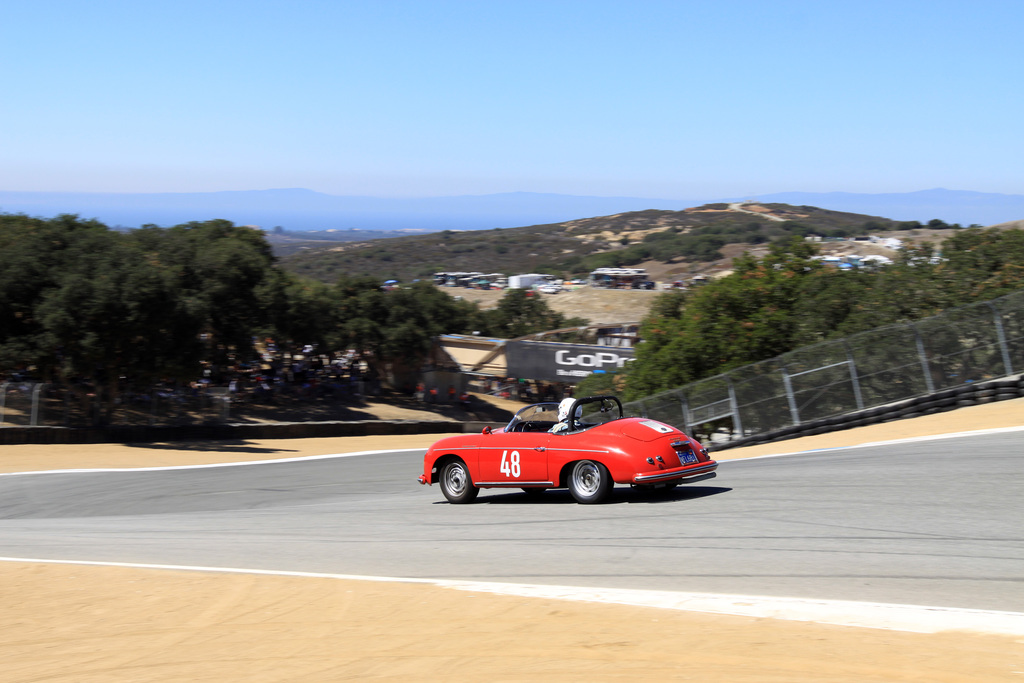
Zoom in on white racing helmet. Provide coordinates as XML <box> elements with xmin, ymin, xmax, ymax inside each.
<box><xmin>557</xmin><ymin>398</ymin><xmax>582</xmax><ymax>422</ymax></box>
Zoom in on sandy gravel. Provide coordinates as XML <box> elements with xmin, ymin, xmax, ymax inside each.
<box><xmin>2</xmin><ymin>398</ymin><xmax>1022</xmax><ymax>682</ymax></box>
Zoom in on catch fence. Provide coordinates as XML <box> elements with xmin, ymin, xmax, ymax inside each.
<box><xmin>624</xmin><ymin>288</ymin><xmax>1024</xmax><ymax>441</ymax></box>
<box><xmin>0</xmin><ymin>380</ymin><xmax>376</xmax><ymax>429</ymax></box>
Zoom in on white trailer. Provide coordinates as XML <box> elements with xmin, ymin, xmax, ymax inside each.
<box><xmin>508</xmin><ymin>273</ymin><xmax>554</xmax><ymax>289</ymax></box>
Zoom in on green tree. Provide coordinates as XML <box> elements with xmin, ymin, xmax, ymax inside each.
<box><xmin>260</xmin><ymin>270</ymin><xmax>339</xmax><ymax>350</ymax></box>
<box><xmin>331</xmin><ymin>279</ymin><xmax>483</xmax><ymax>387</ymax></box>
<box><xmin>480</xmin><ymin>289</ymin><xmax>586</xmax><ymax>338</ymax></box>
<box><xmin>0</xmin><ymin>214</ymin><xmax>293</xmax><ymax>419</ymax></box>
<box><xmin>939</xmin><ymin>227</ymin><xmax>1024</xmax><ymax>297</ymax></box>
<box><xmin>625</xmin><ymin>239</ymin><xmax>821</xmax><ymax>398</ymax></box>
<box><xmin>158</xmin><ymin>220</ymin><xmax>279</xmax><ymax>364</ymax></box>
<box><xmin>36</xmin><ymin>230</ymin><xmax>200</xmax><ymax>414</ymax></box>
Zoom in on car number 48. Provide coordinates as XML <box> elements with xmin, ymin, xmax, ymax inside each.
<box><xmin>500</xmin><ymin>450</ymin><xmax>521</xmax><ymax>478</ymax></box>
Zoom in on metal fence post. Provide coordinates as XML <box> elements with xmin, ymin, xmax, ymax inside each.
<box><xmin>843</xmin><ymin>341</ymin><xmax>865</xmax><ymax>412</ymax></box>
<box><xmin>909</xmin><ymin>322</ymin><xmax>936</xmax><ymax>394</ymax></box>
<box><xmin>725</xmin><ymin>375</ymin><xmax>743</xmax><ymax>437</ymax></box>
<box><xmin>779</xmin><ymin>364</ymin><xmax>801</xmax><ymax>426</ymax></box>
<box><xmin>30</xmin><ymin>383</ymin><xmax>44</xmax><ymax>426</ymax></box>
<box><xmin>986</xmin><ymin>301</ymin><xmax>1015</xmax><ymax>376</ymax></box>
<box><xmin>679</xmin><ymin>392</ymin><xmax>692</xmax><ymax>437</ymax></box>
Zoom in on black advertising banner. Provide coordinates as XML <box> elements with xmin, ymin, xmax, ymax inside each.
<box><xmin>506</xmin><ymin>341</ymin><xmax>635</xmax><ymax>383</ymax></box>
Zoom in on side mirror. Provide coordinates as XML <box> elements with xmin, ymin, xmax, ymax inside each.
<box><xmin>481</xmin><ymin>426</ymin><xmax>492</xmax><ymax>434</ymax></box>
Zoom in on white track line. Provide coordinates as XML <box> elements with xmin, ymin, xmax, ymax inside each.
<box><xmin>729</xmin><ymin>425</ymin><xmax>1024</xmax><ymax>461</ymax></box>
<box><xmin>5</xmin><ymin>425</ymin><xmax>1023</xmax><ymax>477</ymax></box>
<box><xmin>0</xmin><ymin>448</ymin><xmax>411</xmax><ymax>477</ymax></box>
<box><xmin>1</xmin><ymin>556</ymin><xmax>1021</xmax><ymax>636</ymax></box>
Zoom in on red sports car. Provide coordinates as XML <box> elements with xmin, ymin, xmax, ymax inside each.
<box><xmin>417</xmin><ymin>395</ymin><xmax>718</xmax><ymax>504</ymax></box>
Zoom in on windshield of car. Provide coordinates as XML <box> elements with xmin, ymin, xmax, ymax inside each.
<box><xmin>505</xmin><ymin>403</ymin><xmax>560</xmax><ymax>431</ymax></box>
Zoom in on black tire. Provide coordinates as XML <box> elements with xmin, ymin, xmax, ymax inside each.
<box><xmin>568</xmin><ymin>460</ymin><xmax>612</xmax><ymax>504</ymax></box>
<box><xmin>439</xmin><ymin>459</ymin><xmax>479</xmax><ymax>504</ymax></box>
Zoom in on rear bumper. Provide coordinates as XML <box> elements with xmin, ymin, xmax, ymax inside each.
<box><xmin>632</xmin><ymin>461</ymin><xmax>718</xmax><ymax>484</ymax></box>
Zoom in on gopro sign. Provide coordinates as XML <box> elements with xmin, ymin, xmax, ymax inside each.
<box><xmin>506</xmin><ymin>341</ymin><xmax>635</xmax><ymax>383</ymax></box>
<box><xmin>555</xmin><ymin>349</ymin><xmax>631</xmax><ymax>369</ymax></box>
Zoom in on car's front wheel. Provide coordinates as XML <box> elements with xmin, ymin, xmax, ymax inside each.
<box><xmin>568</xmin><ymin>460</ymin><xmax>612</xmax><ymax>504</ymax></box>
<box><xmin>439</xmin><ymin>459</ymin><xmax>479</xmax><ymax>504</ymax></box>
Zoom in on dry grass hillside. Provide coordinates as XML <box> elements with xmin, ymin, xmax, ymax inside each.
<box><xmin>451</xmin><ymin>286</ymin><xmax>664</xmax><ymax>325</ymax></box>
<box><xmin>279</xmin><ymin>202</ymin><xmax>914</xmax><ymax>284</ymax></box>
<box><xmin>281</xmin><ymin>201</ymin><xmax>992</xmax><ymax>327</ymax></box>
<box><xmin>445</xmin><ymin>222</ymin><xmax>957</xmax><ymax>325</ymax></box>
<box><xmin>991</xmin><ymin>219</ymin><xmax>1024</xmax><ymax>230</ymax></box>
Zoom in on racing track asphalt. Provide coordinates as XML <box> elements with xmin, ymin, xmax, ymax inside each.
<box><xmin>0</xmin><ymin>431</ymin><xmax>1021</xmax><ymax>614</ymax></box>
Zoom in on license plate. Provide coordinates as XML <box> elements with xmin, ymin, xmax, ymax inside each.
<box><xmin>678</xmin><ymin>450</ymin><xmax>698</xmax><ymax>465</ymax></box>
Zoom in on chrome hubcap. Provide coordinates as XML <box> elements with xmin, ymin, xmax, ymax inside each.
<box><xmin>573</xmin><ymin>461</ymin><xmax>601</xmax><ymax>494</ymax></box>
<box><xmin>444</xmin><ymin>464</ymin><xmax>467</xmax><ymax>494</ymax></box>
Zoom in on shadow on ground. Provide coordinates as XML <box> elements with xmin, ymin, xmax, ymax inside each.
<box><xmin>433</xmin><ymin>486</ymin><xmax>732</xmax><ymax>506</ymax></box>
<box><xmin>124</xmin><ymin>439</ymin><xmax>300</xmax><ymax>454</ymax></box>
<box><xmin>224</xmin><ymin>390</ymin><xmax>516</xmax><ymax>425</ymax></box>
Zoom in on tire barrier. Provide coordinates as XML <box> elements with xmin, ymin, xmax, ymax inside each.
<box><xmin>711</xmin><ymin>374</ymin><xmax>1024</xmax><ymax>452</ymax></box>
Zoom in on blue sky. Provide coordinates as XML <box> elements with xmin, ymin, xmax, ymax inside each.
<box><xmin>2</xmin><ymin>0</ymin><xmax>1022</xmax><ymax>199</ymax></box>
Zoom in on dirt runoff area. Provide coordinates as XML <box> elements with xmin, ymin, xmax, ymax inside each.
<box><xmin>2</xmin><ymin>398</ymin><xmax>1023</xmax><ymax>682</ymax></box>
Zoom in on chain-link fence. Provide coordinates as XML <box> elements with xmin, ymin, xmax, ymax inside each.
<box><xmin>0</xmin><ymin>383</ymin><xmax>231</xmax><ymax>428</ymax></box>
<box><xmin>624</xmin><ymin>288</ymin><xmax>1024</xmax><ymax>441</ymax></box>
<box><xmin>0</xmin><ymin>380</ymin><xmax>378</xmax><ymax>429</ymax></box>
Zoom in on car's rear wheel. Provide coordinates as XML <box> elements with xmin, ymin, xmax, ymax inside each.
<box><xmin>568</xmin><ymin>460</ymin><xmax>612</xmax><ymax>504</ymax></box>
<box><xmin>440</xmin><ymin>459</ymin><xmax>479</xmax><ymax>504</ymax></box>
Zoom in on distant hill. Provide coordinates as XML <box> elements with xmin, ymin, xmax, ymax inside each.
<box><xmin>732</xmin><ymin>189</ymin><xmax>1024</xmax><ymax>227</ymax></box>
<box><xmin>278</xmin><ymin>202</ymin><xmax>916</xmax><ymax>283</ymax></box>
<box><xmin>2</xmin><ymin>187</ymin><xmax>1021</xmax><ymax>232</ymax></box>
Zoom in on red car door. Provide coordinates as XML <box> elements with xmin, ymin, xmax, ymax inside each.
<box><xmin>475</xmin><ymin>432</ymin><xmax>551</xmax><ymax>486</ymax></box>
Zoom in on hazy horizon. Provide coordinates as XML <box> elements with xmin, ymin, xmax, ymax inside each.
<box><xmin>5</xmin><ymin>186</ymin><xmax>1023</xmax><ymax>230</ymax></box>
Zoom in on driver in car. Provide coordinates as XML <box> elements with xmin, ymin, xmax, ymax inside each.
<box><xmin>549</xmin><ymin>397</ymin><xmax>581</xmax><ymax>433</ymax></box>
